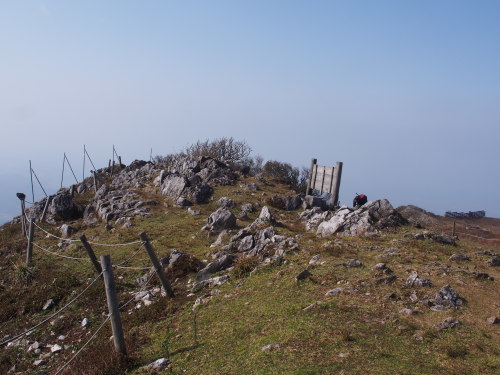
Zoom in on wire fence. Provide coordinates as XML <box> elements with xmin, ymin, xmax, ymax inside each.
<box><xmin>53</xmin><ymin>315</ymin><xmax>111</xmax><ymax>375</ymax></box>
<box><xmin>4</xmin><ymin>218</ymin><xmax>172</xmax><ymax>374</ymax></box>
<box><xmin>452</xmin><ymin>222</ymin><xmax>500</xmax><ymax>244</ymax></box>
<box><xmin>0</xmin><ymin>272</ymin><xmax>103</xmax><ymax>347</ymax></box>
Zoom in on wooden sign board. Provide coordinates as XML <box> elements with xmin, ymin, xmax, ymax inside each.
<box><xmin>306</xmin><ymin>159</ymin><xmax>343</xmax><ymax>206</ymax></box>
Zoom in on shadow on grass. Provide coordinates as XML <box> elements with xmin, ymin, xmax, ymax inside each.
<box><xmin>170</xmin><ymin>343</ymin><xmax>205</xmax><ymax>357</ymax></box>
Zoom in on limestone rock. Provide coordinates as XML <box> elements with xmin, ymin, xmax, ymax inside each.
<box><xmin>486</xmin><ymin>316</ymin><xmax>499</xmax><ymax>325</ymax></box>
<box><xmin>345</xmin><ymin>259</ymin><xmax>362</xmax><ymax>268</ymax></box>
<box><xmin>196</xmin><ymin>254</ymin><xmax>236</xmax><ymax>281</ymax></box>
<box><xmin>49</xmin><ymin>191</ymin><xmax>82</xmax><ymax>220</ymax></box>
<box><xmin>204</xmin><ymin>207</ymin><xmax>237</xmax><ymax>232</ymax></box>
<box><xmin>449</xmin><ymin>254</ymin><xmax>470</xmax><ymax>262</ymax></box>
<box><xmin>325</xmin><ymin>287</ymin><xmax>343</xmax><ymax>297</ymax></box>
<box><xmin>43</xmin><ymin>299</ymin><xmax>55</xmax><ymax>311</ymax></box>
<box><xmin>161</xmin><ymin>174</ymin><xmax>188</xmax><ymax>201</ymax></box>
<box><xmin>59</xmin><ymin>224</ymin><xmax>77</xmax><ymax>238</ymax></box>
<box><xmin>406</xmin><ymin>272</ymin><xmax>432</xmax><ymax>287</ymax></box>
<box><xmin>148</xmin><ymin>358</ymin><xmax>171</xmax><ymax>371</ymax></box>
<box><xmin>317</xmin><ymin>199</ymin><xmax>407</xmax><ymax>237</ymax></box>
<box><xmin>217</xmin><ymin>196</ymin><xmax>234</xmax><ymax>208</ymax></box>
<box><xmin>434</xmin><ymin>317</ymin><xmax>460</xmax><ymax>331</ymax></box>
<box><xmin>434</xmin><ymin>285</ymin><xmax>463</xmax><ymax>308</ymax></box>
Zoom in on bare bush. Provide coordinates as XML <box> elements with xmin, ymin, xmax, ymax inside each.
<box><xmin>262</xmin><ymin>160</ymin><xmax>309</xmax><ymax>192</ymax></box>
<box><xmin>184</xmin><ymin>137</ymin><xmax>252</xmax><ymax>163</ymax></box>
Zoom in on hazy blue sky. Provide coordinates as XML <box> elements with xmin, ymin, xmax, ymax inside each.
<box><xmin>1</xmin><ymin>0</ymin><xmax>499</xmax><ymax>223</ymax></box>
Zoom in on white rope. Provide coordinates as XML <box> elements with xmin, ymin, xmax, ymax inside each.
<box><xmin>114</xmin><ymin>265</ymin><xmax>152</xmax><ymax>270</ymax></box>
<box><xmin>0</xmin><ymin>272</ymin><xmax>103</xmax><ymax>347</ymax></box>
<box><xmin>32</xmin><ymin>222</ymin><xmax>79</xmax><ymax>242</ymax></box>
<box><xmin>33</xmin><ymin>242</ymin><xmax>89</xmax><ymax>262</ymax></box>
<box><xmin>33</xmin><ymin>221</ymin><xmax>144</xmax><ymax>247</ymax></box>
<box><xmin>53</xmin><ymin>315</ymin><xmax>111</xmax><ymax>375</ymax></box>
<box><xmin>86</xmin><ymin>239</ymin><xmax>144</xmax><ymax>247</ymax></box>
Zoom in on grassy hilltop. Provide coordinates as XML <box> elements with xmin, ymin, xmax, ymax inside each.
<box><xmin>0</xmin><ymin>145</ymin><xmax>499</xmax><ymax>375</ymax></box>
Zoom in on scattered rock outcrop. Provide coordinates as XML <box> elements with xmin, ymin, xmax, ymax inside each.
<box><xmin>203</xmin><ymin>207</ymin><xmax>237</xmax><ymax>232</ymax></box>
<box><xmin>314</xmin><ymin>199</ymin><xmax>407</xmax><ymax>237</ymax></box>
<box><xmin>396</xmin><ymin>205</ymin><xmax>438</xmax><ymax>227</ymax></box>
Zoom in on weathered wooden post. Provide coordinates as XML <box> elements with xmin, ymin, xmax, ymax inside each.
<box><xmin>80</xmin><ymin>235</ymin><xmax>103</xmax><ymax>276</ymax></box>
<box><xmin>140</xmin><ymin>232</ymin><xmax>174</xmax><ymax>297</ymax></box>
<box><xmin>331</xmin><ymin>162</ymin><xmax>343</xmax><ymax>207</ymax></box>
<box><xmin>26</xmin><ymin>218</ymin><xmax>34</xmax><ymax>265</ymax></box>
<box><xmin>306</xmin><ymin>158</ymin><xmax>317</xmax><ymax>195</ymax></box>
<box><xmin>452</xmin><ymin>222</ymin><xmax>456</xmax><ymax>237</ymax></box>
<box><xmin>118</xmin><ymin>156</ymin><xmax>122</xmax><ymax>169</ymax></box>
<box><xmin>100</xmin><ymin>255</ymin><xmax>127</xmax><ymax>356</ymax></box>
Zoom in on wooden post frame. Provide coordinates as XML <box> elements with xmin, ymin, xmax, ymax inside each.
<box><xmin>306</xmin><ymin>159</ymin><xmax>343</xmax><ymax>207</ymax></box>
<box><xmin>306</xmin><ymin>158</ymin><xmax>317</xmax><ymax>195</ymax></box>
<box><xmin>26</xmin><ymin>218</ymin><xmax>34</xmax><ymax>265</ymax></box>
<box><xmin>140</xmin><ymin>232</ymin><xmax>175</xmax><ymax>297</ymax></box>
<box><xmin>332</xmin><ymin>162</ymin><xmax>343</xmax><ymax>207</ymax></box>
<box><xmin>80</xmin><ymin>235</ymin><xmax>103</xmax><ymax>276</ymax></box>
<box><xmin>100</xmin><ymin>255</ymin><xmax>127</xmax><ymax>356</ymax></box>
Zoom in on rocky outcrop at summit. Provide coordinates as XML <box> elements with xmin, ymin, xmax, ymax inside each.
<box><xmin>311</xmin><ymin>199</ymin><xmax>407</xmax><ymax>237</ymax></box>
<box><xmin>159</xmin><ymin>156</ymin><xmax>236</xmax><ymax>205</ymax></box>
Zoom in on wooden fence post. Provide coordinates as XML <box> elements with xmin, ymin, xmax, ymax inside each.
<box><xmin>331</xmin><ymin>162</ymin><xmax>343</xmax><ymax>207</ymax></box>
<box><xmin>100</xmin><ymin>255</ymin><xmax>127</xmax><ymax>356</ymax></box>
<box><xmin>306</xmin><ymin>158</ymin><xmax>317</xmax><ymax>195</ymax></box>
<box><xmin>452</xmin><ymin>222</ymin><xmax>456</xmax><ymax>237</ymax></box>
<box><xmin>80</xmin><ymin>235</ymin><xmax>103</xmax><ymax>276</ymax></box>
<box><xmin>26</xmin><ymin>218</ymin><xmax>34</xmax><ymax>265</ymax></box>
<box><xmin>140</xmin><ymin>232</ymin><xmax>175</xmax><ymax>297</ymax></box>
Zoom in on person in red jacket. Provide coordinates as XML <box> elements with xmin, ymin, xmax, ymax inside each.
<box><xmin>353</xmin><ymin>193</ymin><xmax>367</xmax><ymax>209</ymax></box>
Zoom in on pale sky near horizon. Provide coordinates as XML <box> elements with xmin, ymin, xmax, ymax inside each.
<box><xmin>1</xmin><ymin>0</ymin><xmax>499</xmax><ymax>223</ymax></box>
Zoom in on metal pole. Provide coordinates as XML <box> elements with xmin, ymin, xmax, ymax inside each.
<box><xmin>140</xmin><ymin>232</ymin><xmax>174</xmax><ymax>297</ymax></box>
<box><xmin>83</xmin><ymin>145</ymin><xmax>86</xmax><ymax>182</ymax></box>
<box><xmin>31</xmin><ymin>169</ymin><xmax>48</xmax><ymax>197</ymax></box>
<box><xmin>26</xmin><ymin>218</ymin><xmax>34</xmax><ymax>265</ymax></box>
<box><xmin>100</xmin><ymin>255</ymin><xmax>127</xmax><ymax>356</ymax></box>
<box><xmin>29</xmin><ymin>161</ymin><xmax>35</xmax><ymax>203</ymax></box>
<box><xmin>61</xmin><ymin>153</ymin><xmax>66</xmax><ymax>188</ymax></box>
<box><xmin>65</xmin><ymin>154</ymin><xmax>79</xmax><ymax>184</ymax></box>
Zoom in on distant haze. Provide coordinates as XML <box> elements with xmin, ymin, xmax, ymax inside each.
<box><xmin>1</xmin><ymin>1</ymin><xmax>499</xmax><ymax>223</ymax></box>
